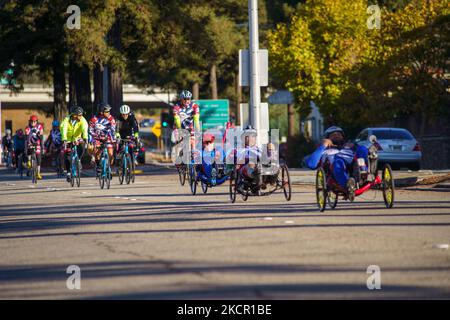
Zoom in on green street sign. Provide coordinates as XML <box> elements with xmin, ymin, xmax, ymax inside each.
<box><xmin>197</xmin><ymin>99</ymin><xmax>230</xmax><ymax>130</ymax></box>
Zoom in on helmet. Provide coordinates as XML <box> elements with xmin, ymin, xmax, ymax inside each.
<box><xmin>120</xmin><ymin>104</ymin><xmax>131</xmax><ymax>114</ymax></box>
<box><xmin>29</xmin><ymin>115</ymin><xmax>38</xmax><ymax>122</ymax></box>
<box><xmin>203</xmin><ymin>133</ymin><xmax>215</xmax><ymax>144</ymax></box>
<box><xmin>52</xmin><ymin>120</ymin><xmax>60</xmax><ymax>127</ymax></box>
<box><xmin>179</xmin><ymin>90</ymin><xmax>193</xmax><ymax>100</ymax></box>
<box><xmin>70</xmin><ymin>106</ymin><xmax>84</xmax><ymax>115</ymax></box>
<box><xmin>98</xmin><ymin>102</ymin><xmax>112</xmax><ymax>113</ymax></box>
<box><xmin>17</xmin><ymin>129</ymin><xmax>24</xmax><ymax>136</ymax></box>
<box><xmin>324</xmin><ymin>126</ymin><xmax>345</xmax><ymax>138</ymax></box>
<box><xmin>5</xmin><ymin>129</ymin><xmax>11</xmax><ymax>135</ymax></box>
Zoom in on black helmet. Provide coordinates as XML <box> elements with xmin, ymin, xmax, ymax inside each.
<box><xmin>98</xmin><ymin>102</ymin><xmax>112</xmax><ymax>113</ymax></box>
<box><xmin>70</xmin><ymin>106</ymin><xmax>84</xmax><ymax>115</ymax></box>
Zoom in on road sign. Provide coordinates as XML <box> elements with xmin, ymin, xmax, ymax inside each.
<box><xmin>151</xmin><ymin>123</ymin><xmax>162</xmax><ymax>138</ymax></box>
<box><xmin>239</xmin><ymin>49</ymin><xmax>268</xmax><ymax>87</ymax></box>
<box><xmin>268</xmin><ymin>90</ymin><xmax>294</xmax><ymax>105</ymax></box>
<box><xmin>197</xmin><ymin>100</ymin><xmax>230</xmax><ymax>130</ymax></box>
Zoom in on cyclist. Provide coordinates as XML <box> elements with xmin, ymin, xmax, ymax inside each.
<box><xmin>25</xmin><ymin>115</ymin><xmax>44</xmax><ymax>180</ymax></box>
<box><xmin>89</xmin><ymin>102</ymin><xmax>116</xmax><ymax>169</ymax></box>
<box><xmin>306</xmin><ymin>126</ymin><xmax>370</xmax><ymax>195</ymax></box>
<box><xmin>44</xmin><ymin>120</ymin><xmax>63</xmax><ymax>166</ymax></box>
<box><xmin>1</xmin><ymin>129</ymin><xmax>13</xmax><ymax>165</ymax></box>
<box><xmin>116</xmin><ymin>104</ymin><xmax>139</xmax><ymax>165</ymax></box>
<box><xmin>173</xmin><ymin>90</ymin><xmax>200</xmax><ymax>150</ymax></box>
<box><xmin>60</xmin><ymin>106</ymin><xmax>89</xmax><ymax>181</ymax></box>
<box><xmin>12</xmin><ymin>129</ymin><xmax>26</xmax><ymax>171</ymax></box>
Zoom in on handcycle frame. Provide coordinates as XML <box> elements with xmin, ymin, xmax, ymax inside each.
<box><xmin>229</xmin><ymin>156</ymin><xmax>292</xmax><ymax>203</ymax></box>
<box><xmin>315</xmin><ymin>156</ymin><xmax>395</xmax><ymax>212</ymax></box>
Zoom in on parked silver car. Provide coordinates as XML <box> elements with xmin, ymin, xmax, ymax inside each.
<box><xmin>355</xmin><ymin>128</ymin><xmax>422</xmax><ymax>170</ymax></box>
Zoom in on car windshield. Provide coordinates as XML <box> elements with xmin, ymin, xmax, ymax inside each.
<box><xmin>372</xmin><ymin>129</ymin><xmax>414</xmax><ymax>140</ymax></box>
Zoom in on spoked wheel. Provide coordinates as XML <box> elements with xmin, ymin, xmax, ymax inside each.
<box><xmin>178</xmin><ymin>165</ymin><xmax>187</xmax><ymax>186</ymax></box>
<box><xmin>106</xmin><ymin>166</ymin><xmax>112</xmax><ymax>189</ymax></box>
<box><xmin>382</xmin><ymin>164</ymin><xmax>395</xmax><ymax>208</ymax></box>
<box><xmin>327</xmin><ymin>192</ymin><xmax>338</xmax><ymax>209</ymax></box>
<box><xmin>281</xmin><ymin>165</ymin><xmax>291</xmax><ymax>201</ymax></box>
<box><xmin>31</xmin><ymin>156</ymin><xmax>37</xmax><ymax>184</ymax></box>
<box><xmin>131</xmin><ymin>156</ymin><xmax>136</xmax><ymax>184</ymax></box>
<box><xmin>241</xmin><ymin>189</ymin><xmax>248</xmax><ymax>201</ymax></box>
<box><xmin>201</xmin><ymin>180</ymin><xmax>208</xmax><ymax>194</ymax></box>
<box><xmin>118</xmin><ymin>155</ymin><xmax>125</xmax><ymax>185</ymax></box>
<box><xmin>229</xmin><ymin>166</ymin><xmax>238</xmax><ymax>203</ymax></box>
<box><xmin>316</xmin><ymin>168</ymin><xmax>327</xmax><ymax>212</ymax></box>
<box><xmin>70</xmin><ymin>160</ymin><xmax>75</xmax><ymax>187</ymax></box>
<box><xmin>75</xmin><ymin>160</ymin><xmax>81</xmax><ymax>188</ymax></box>
<box><xmin>125</xmin><ymin>154</ymin><xmax>132</xmax><ymax>185</ymax></box>
<box><xmin>189</xmin><ymin>164</ymin><xmax>198</xmax><ymax>195</ymax></box>
<box><xmin>99</xmin><ymin>158</ymin><xmax>106</xmax><ymax>189</ymax></box>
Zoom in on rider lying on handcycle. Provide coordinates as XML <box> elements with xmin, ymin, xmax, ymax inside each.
<box><xmin>306</xmin><ymin>126</ymin><xmax>377</xmax><ymax>196</ymax></box>
<box><xmin>198</xmin><ymin>133</ymin><xmax>227</xmax><ymax>186</ymax></box>
<box><xmin>234</xmin><ymin>126</ymin><xmax>278</xmax><ymax>194</ymax></box>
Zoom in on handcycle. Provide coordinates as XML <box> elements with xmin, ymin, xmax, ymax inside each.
<box><xmin>229</xmin><ymin>153</ymin><xmax>292</xmax><ymax>203</ymax></box>
<box><xmin>117</xmin><ymin>137</ymin><xmax>136</xmax><ymax>185</ymax></box>
<box><xmin>315</xmin><ymin>136</ymin><xmax>395</xmax><ymax>212</ymax></box>
<box><xmin>188</xmin><ymin>152</ymin><xmax>230</xmax><ymax>195</ymax></box>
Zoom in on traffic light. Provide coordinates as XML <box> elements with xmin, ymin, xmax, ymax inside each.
<box><xmin>161</xmin><ymin>111</ymin><xmax>170</xmax><ymax>128</ymax></box>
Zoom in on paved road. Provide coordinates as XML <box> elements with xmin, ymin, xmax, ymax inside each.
<box><xmin>0</xmin><ymin>166</ymin><xmax>449</xmax><ymax>299</ymax></box>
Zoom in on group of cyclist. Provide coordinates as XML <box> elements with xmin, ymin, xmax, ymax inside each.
<box><xmin>1</xmin><ymin>102</ymin><xmax>140</xmax><ymax>182</ymax></box>
<box><xmin>2</xmin><ymin>88</ymin><xmax>371</xmax><ymax>201</ymax></box>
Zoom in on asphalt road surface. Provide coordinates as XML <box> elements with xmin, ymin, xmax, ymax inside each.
<box><xmin>0</xmin><ymin>166</ymin><xmax>449</xmax><ymax>299</ymax></box>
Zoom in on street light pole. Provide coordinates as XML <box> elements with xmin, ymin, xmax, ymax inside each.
<box><xmin>248</xmin><ymin>0</ymin><xmax>261</xmax><ymax>145</ymax></box>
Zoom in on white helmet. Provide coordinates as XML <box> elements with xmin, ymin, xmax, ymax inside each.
<box><xmin>120</xmin><ymin>104</ymin><xmax>131</xmax><ymax>114</ymax></box>
<box><xmin>5</xmin><ymin>129</ymin><xmax>12</xmax><ymax>135</ymax></box>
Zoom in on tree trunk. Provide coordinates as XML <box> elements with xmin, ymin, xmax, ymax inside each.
<box><xmin>192</xmin><ymin>82</ymin><xmax>199</xmax><ymax>100</ymax></box>
<box><xmin>52</xmin><ymin>52</ymin><xmax>67</xmax><ymax>121</ymax></box>
<box><xmin>210</xmin><ymin>64</ymin><xmax>218</xmax><ymax>100</ymax></box>
<box><xmin>108</xmin><ymin>67</ymin><xmax>123</xmax><ymax>117</ymax></box>
<box><xmin>107</xmin><ymin>15</ymin><xmax>123</xmax><ymax>117</ymax></box>
<box><xmin>68</xmin><ymin>60</ymin><xmax>77</xmax><ymax>107</ymax></box>
<box><xmin>93</xmin><ymin>63</ymin><xmax>104</xmax><ymax>114</ymax></box>
<box><xmin>76</xmin><ymin>65</ymin><xmax>92</xmax><ymax>117</ymax></box>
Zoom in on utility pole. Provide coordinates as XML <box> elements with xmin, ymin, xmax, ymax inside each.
<box><xmin>248</xmin><ymin>0</ymin><xmax>261</xmax><ymax>146</ymax></box>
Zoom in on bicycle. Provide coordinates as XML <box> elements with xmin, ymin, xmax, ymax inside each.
<box><xmin>67</xmin><ymin>142</ymin><xmax>82</xmax><ymax>188</ymax></box>
<box><xmin>3</xmin><ymin>149</ymin><xmax>13</xmax><ymax>169</ymax></box>
<box><xmin>117</xmin><ymin>138</ymin><xmax>136</xmax><ymax>185</ymax></box>
<box><xmin>98</xmin><ymin>141</ymin><xmax>112</xmax><ymax>189</ymax></box>
<box><xmin>27</xmin><ymin>145</ymin><xmax>38</xmax><ymax>184</ymax></box>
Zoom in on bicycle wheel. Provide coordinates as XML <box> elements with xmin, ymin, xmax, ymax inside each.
<box><xmin>130</xmin><ymin>154</ymin><xmax>136</xmax><ymax>184</ymax></box>
<box><xmin>281</xmin><ymin>165</ymin><xmax>292</xmax><ymax>201</ymax></box>
<box><xmin>382</xmin><ymin>164</ymin><xmax>395</xmax><ymax>209</ymax></box>
<box><xmin>31</xmin><ymin>155</ymin><xmax>37</xmax><ymax>184</ymax></box>
<box><xmin>18</xmin><ymin>154</ymin><xmax>24</xmax><ymax>179</ymax></box>
<box><xmin>201</xmin><ymin>180</ymin><xmax>208</xmax><ymax>194</ymax></box>
<box><xmin>70</xmin><ymin>158</ymin><xmax>75</xmax><ymax>187</ymax></box>
<box><xmin>106</xmin><ymin>165</ymin><xmax>111</xmax><ymax>189</ymax></box>
<box><xmin>99</xmin><ymin>158</ymin><xmax>106</xmax><ymax>189</ymax></box>
<box><xmin>178</xmin><ymin>165</ymin><xmax>186</xmax><ymax>186</ymax></box>
<box><xmin>125</xmin><ymin>154</ymin><xmax>132</xmax><ymax>185</ymax></box>
<box><xmin>76</xmin><ymin>160</ymin><xmax>81</xmax><ymax>187</ymax></box>
<box><xmin>229</xmin><ymin>166</ymin><xmax>237</xmax><ymax>203</ymax></box>
<box><xmin>316</xmin><ymin>168</ymin><xmax>327</xmax><ymax>212</ymax></box>
<box><xmin>189</xmin><ymin>164</ymin><xmax>197</xmax><ymax>195</ymax></box>
<box><xmin>118</xmin><ymin>154</ymin><xmax>125</xmax><ymax>185</ymax></box>
<box><xmin>327</xmin><ymin>192</ymin><xmax>338</xmax><ymax>209</ymax></box>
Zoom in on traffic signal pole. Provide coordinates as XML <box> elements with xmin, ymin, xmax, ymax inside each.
<box><xmin>249</xmin><ymin>0</ymin><xmax>261</xmax><ymax>146</ymax></box>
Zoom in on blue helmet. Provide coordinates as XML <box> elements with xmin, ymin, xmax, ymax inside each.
<box><xmin>52</xmin><ymin>120</ymin><xmax>60</xmax><ymax>127</ymax></box>
<box><xmin>179</xmin><ymin>90</ymin><xmax>193</xmax><ymax>100</ymax></box>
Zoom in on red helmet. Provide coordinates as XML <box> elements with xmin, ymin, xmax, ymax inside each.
<box><xmin>203</xmin><ymin>133</ymin><xmax>215</xmax><ymax>144</ymax></box>
<box><xmin>29</xmin><ymin>115</ymin><xmax>38</xmax><ymax>122</ymax></box>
